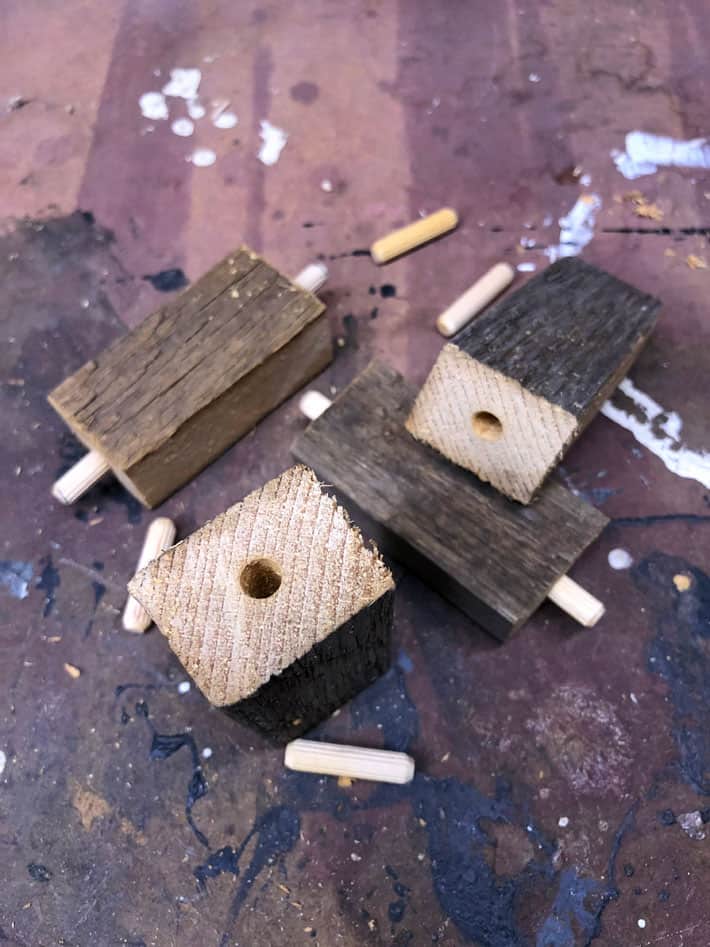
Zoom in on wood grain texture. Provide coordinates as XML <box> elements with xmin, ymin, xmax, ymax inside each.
<box><xmin>128</xmin><ymin>465</ymin><xmax>394</xmax><ymax>720</ymax></box>
<box><xmin>49</xmin><ymin>247</ymin><xmax>330</xmax><ymax>506</ymax></box>
<box><xmin>407</xmin><ymin>257</ymin><xmax>660</xmax><ymax>503</ymax></box>
<box><xmin>294</xmin><ymin>361</ymin><xmax>608</xmax><ymax>640</ymax></box>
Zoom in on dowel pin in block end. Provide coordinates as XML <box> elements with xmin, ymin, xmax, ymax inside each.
<box><xmin>293</xmin><ymin>262</ymin><xmax>328</xmax><ymax>295</ymax></box>
<box><xmin>51</xmin><ymin>450</ymin><xmax>111</xmax><ymax>505</ymax></box>
<box><xmin>547</xmin><ymin>575</ymin><xmax>605</xmax><ymax>628</ymax></box>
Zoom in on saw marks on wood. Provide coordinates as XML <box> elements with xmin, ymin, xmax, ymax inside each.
<box><xmin>128</xmin><ymin>465</ymin><xmax>393</xmax><ymax>706</ymax></box>
<box><xmin>406</xmin><ymin>344</ymin><xmax>576</xmax><ymax>504</ymax></box>
<box><xmin>407</xmin><ymin>257</ymin><xmax>660</xmax><ymax>503</ymax></box>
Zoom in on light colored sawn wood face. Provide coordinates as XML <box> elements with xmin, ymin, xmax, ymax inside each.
<box><xmin>405</xmin><ymin>344</ymin><xmax>577</xmax><ymax>504</ymax></box>
<box><xmin>128</xmin><ymin>465</ymin><xmax>393</xmax><ymax>707</ymax></box>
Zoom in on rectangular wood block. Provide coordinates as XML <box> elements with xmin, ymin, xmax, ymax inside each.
<box><xmin>293</xmin><ymin>361</ymin><xmax>608</xmax><ymax>640</ymax></box>
<box><xmin>406</xmin><ymin>257</ymin><xmax>660</xmax><ymax>503</ymax></box>
<box><xmin>128</xmin><ymin>465</ymin><xmax>394</xmax><ymax>742</ymax></box>
<box><xmin>48</xmin><ymin>247</ymin><xmax>331</xmax><ymax>507</ymax></box>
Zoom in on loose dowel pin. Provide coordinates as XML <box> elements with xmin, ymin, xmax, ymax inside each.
<box><xmin>285</xmin><ymin>738</ymin><xmax>415</xmax><ymax>784</ymax></box>
<box><xmin>51</xmin><ymin>261</ymin><xmax>329</xmax><ymax>505</ymax></box>
<box><xmin>51</xmin><ymin>449</ymin><xmax>110</xmax><ymax>504</ymax></box>
<box><xmin>370</xmin><ymin>208</ymin><xmax>459</xmax><ymax>264</ymax></box>
<box><xmin>436</xmin><ymin>262</ymin><xmax>515</xmax><ymax>337</ymax></box>
<box><xmin>122</xmin><ymin>517</ymin><xmax>177</xmax><ymax>633</ymax></box>
<box><xmin>298</xmin><ymin>389</ymin><xmax>606</xmax><ymax>628</ymax></box>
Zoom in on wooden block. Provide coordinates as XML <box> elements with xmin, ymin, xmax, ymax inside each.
<box><xmin>407</xmin><ymin>258</ymin><xmax>660</xmax><ymax>504</ymax></box>
<box><xmin>293</xmin><ymin>361</ymin><xmax>608</xmax><ymax>640</ymax></box>
<box><xmin>48</xmin><ymin>247</ymin><xmax>331</xmax><ymax>508</ymax></box>
<box><xmin>128</xmin><ymin>465</ymin><xmax>394</xmax><ymax>741</ymax></box>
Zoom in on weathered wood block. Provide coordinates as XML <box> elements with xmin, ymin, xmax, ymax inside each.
<box><xmin>293</xmin><ymin>361</ymin><xmax>608</xmax><ymax>640</ymax></box>
<box><xmin>49</xmin><ymin>247</ymin><xmax>331</xmax><ymax>507</ymax></box>
<box><xmin>406</xmin><ymin>258</ymin><xmax>660</xmax><ymax>503</ymax></box>
<box><xmin>128</xmin><ymin>465</ymin><xmax>394</xmax><ymax>742</ymax></box>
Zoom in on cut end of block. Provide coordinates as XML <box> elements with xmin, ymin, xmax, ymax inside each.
<box><xmin>406</xmin><ymin>344</ymin><xmax>577</xmax><ymax>504</ymax></box>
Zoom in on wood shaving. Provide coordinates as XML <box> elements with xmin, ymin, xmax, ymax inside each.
<box><xmin>64</xmin><ymin>662</ymin><xmax>81</xmax><ymax>679</ymax></box>
<box><xmin>686</xmin><ymin>254</ymin><xmax>707</xmax><ymax>270</ymax></box>
<box><xmin>623</xmin><ymin>190</ymin><xmax>663</xmax><ymax>221</ymax></box>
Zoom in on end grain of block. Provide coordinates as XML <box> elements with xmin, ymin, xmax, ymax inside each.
<box><xmin>407</xmin><ymin>258</ymin><xmax>660</xmax><ymax>503</ymax></box>
<box><xmin>128</xmin><ymin>465</ymin><xmax>394</xmax><ymax>741</ymax></box>
<box><xmin>370</xmin><ymin>208</ymin><xmax>458</xmax><ymax>264</ymax></box>
<box><xmin>48</xmin><ymin>247</ymin><xmax>331</xmax><ymax>508</ymax></box>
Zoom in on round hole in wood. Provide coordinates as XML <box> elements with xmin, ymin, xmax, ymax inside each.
<box><xmin>239</xmin><ymin>558</ymin><xmax>282</xmax><ymax>599</ymax></box>
<box><xmin>472</xmin><ymin>410</ymin><xmax>503</xmax><ymax>441</ymax></box>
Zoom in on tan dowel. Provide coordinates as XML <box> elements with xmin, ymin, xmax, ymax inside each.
<box><xmin>370</xmin><ymin>208</ymin><xmax>459</xmax><ymax>264</ymax></box>
<box><xmin>51</xmin><ymin>449</ymin><xmax>110</xmax><ymax>504</ymax></box>
<box><xmin>299</xmin><ymin>390</ymin><xmax>333</xmax><ymax>421</ymax></box>
<box><xmin>436</xmin><ymin>262</ymin><xmax>515</xmax><ymax>337</ymax></box>
<box><xmin>547</xmin><ymin>575</ymin><xmax>605</xmax><ymax>627</ymax></box>
<box><xmin>285</xmin><ymin>738</ymin><xmax>415</xmax><ymax>784</ymax></box>
<box><xmin>293</xmin><ymin>262</ymin><xmax>328</xmax><ymax>294</ymax></box>
<box><xmin>299</xmin><ymin>389</ymin><xmax>605</xmax><ymax>628</ymax></box>
<box><xmin>122</xmin><ymin>517</ymin><xmax>177</xmax><ymax>632</ymax></box>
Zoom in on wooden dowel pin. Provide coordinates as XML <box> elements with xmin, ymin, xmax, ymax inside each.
<box><xmin>437</xmin><ymin>262</ymin><xmax>515</xmax><ymax>337</ymax></box>
<box><xmin>298</xmin><ymin>390</ymin><xmax>605</xmax><ymax>628</ymax></box>
<box><xmin>285</xmin><ymin>738</ymin><xmax>415</xmax><ymax>785</ymax></box>
<box><xmin>50</xmin><ymin>261</ymin><xmax>329</xmax><ymax>506</ymax></box>
<box><xmin>122</xmin><ymin>517</ymin><xmax>177</xmax><ymax>632</ymax></box>
<box><xmin>370</xmin><ymin>208</ymin><xmax>458</xmax><ymax>264</ymax></box>
<box><xmin>51</xmin><ymin>450</ymin><xmax>110</xmax><ymax>504</ymax></box>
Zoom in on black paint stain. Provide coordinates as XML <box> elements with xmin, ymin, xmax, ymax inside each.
<box><xmin>341</xmin><ymin>314</ymin><xmax>359</xmax><ymax>351</ymax></box>
<box><xmin>36</xmin><ymin>556</ymin><xmax>60</xmax><ymax>618</ymax></box>
<box><xmin>612</xmin><ymin>513</ymin><xmax>710</xmax><ymax>527</ymax></box>
<box><xmin>380</xmin><ymin>284</ymin><xmax>396</xmax><ymax>298</ymax></box>
<box><xmin>370</xmin><ymin>307</ymin><xmax>379</xmax><ymax>320</ymax></box>
<box><xmin>290</xmin><ymin>80</ymin><xmax>319</xmax><ymax>104</ymax></box>
<box><xmin>328</xmin><ymin>248</ymin><xmax>370</xmax><ymax>260</ymax></box>
<box><xmin>388</xmin><ymin>899</ymin><xmax>406</xmax><ymax>923</ymax></box>
<box><xmin>368</xmin><ymin>285</ymin><xmax>377</xmax><ymax>295</ymax></box>
<box><xmin>27</xmin><ymin>863</ymin><xmax>52</xmax><ymax>882</ymax></box>
<box><xmin>142</xmin><ymin>268</ymin><xmax>189</xmax><ymax>293</ymax></box>
<box><xmin>76</xmin><ymin>478</ymin><xmax>142</xmax><ymax>525</ymax></box>
<box><xmin>83</xmin><ymin>579</ymin><xmax>106</xmax><ymax>638</ymax></box>
<box><xmin>632</xmin><ymin>553</ymin><xmax>710</xmax><ymax>794</ymax></box>
<box><xmin>603</xmin><ymin>226</ymin><xmax>710</xmax><ymax>235</ymax></box>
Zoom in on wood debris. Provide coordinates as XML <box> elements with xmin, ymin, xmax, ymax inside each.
<box><xmin>623</xmin><ymin>190</ymin><xmax>663</xmax><ymax>221</ymax></box>
<box><xmin>64</xmin><ymin>662</ymin><xmax>81</xmax><ymax>679</ymax></box>
<box><xmin>686</xmin><ymin>254</ymin><xmax>707</xmax><ymax>270</ymax></box>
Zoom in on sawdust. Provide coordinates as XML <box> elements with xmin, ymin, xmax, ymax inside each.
<box><xmin>72</xmin><ymin>783</ymin><xmax>111</xmax><ymax>830</ymax></box>
<box><xmin>622</xmin><ymin>190</ymin><xmax>664</xmax><ymax>221</ymax></box>
<box><xmin>686</xmin><ymin>254</ymin><xmax>707</xmax><ymax>270</ymax></box>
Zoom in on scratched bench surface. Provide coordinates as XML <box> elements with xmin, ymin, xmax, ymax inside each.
<box><xmin>2</xmin><ymin>2</ymin><xmax>709</xmax><ymax>945</ymax></box>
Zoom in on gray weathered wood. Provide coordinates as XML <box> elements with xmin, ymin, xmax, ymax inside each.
<box><xmin>49</xmin><ymin>247</ymin><xmax>330</xmax><ymax>507</ymax></box>
<box><xmin>294</xmin><ymin>361</ymin><xmax>608</xmax><ymax>640</ymax></box>
<box><xmin>406</xmin><ymin>257</ymin><xmax>660</xmax><ymax>503</ymax></box>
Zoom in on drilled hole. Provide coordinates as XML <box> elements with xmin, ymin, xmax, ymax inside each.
<box><xmin>472</xmin><ymin>411</ymin><xmax>503</xmax><ymax>441</ymax></box>
<box><xmin>239</xmin><ymin>558</ymin><xmax>282</xmax><ymax>599</ymax></box>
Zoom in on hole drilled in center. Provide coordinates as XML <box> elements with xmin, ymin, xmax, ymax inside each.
<box><xmin>472</xmin><ymin>410</ymin><xmax>503</xmax><ymax>441</ymax></box>
<box><xmin>239</xmin><ymin>558</ymin><xmax>282</xmax><ymax>599</ymax></box>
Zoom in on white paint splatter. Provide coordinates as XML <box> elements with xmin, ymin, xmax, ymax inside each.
<box><xmin>545</xmin><ymin>194</ymin><xmax>601</xmax><ymax>261</ymax></box>
<box><xmin>528</xmin><ymin>72</ymin><xmax>541</xmax><ymax>83</ymax></box>
<box><xmin>0</xmin><ymin>750</ymin><xmax>6</xmax><ymax>775</ymax></box>
<box><xmin>177</xmin><ymin>681</ymin><xmax>191</xmax><ymax>694</ymax></box>
<box><xmin>637</xmin><ymin>919</ymin><xmax>646</xmax><ymax>930</ymax></box>
<box><xmin>162</xmin><ymin>68</ymin><xmax>202</xmax><ymax>100</ymax></box>
<box><xmin>579</xmin><ymin>173</ymin><xmax>592</xmax><ymax>186</ymax></box>
<box><xmin>321</xmin><ymin>179</ymin><xmax>333</xmax><ymax>192</ymax></box>
<box><xmin>187</xmin><ymin>99</ymin><xmax>206</xmax><ymax>120</ymax></box>
<box><xmin>517</xmin><ymin>262</ymin><xmax>536</xmax><ymax>272</ymax></box>
<box><xmin>213</xmin><ymin>111</ymin><xmax>238</xmax><ymax>129</ymax></box>
<box><xmin>602</xmin><ymin>377</ymin><xmax>710</xmax><ymax>489</ymax></box>
<box><xmin>678</xmin><ymin>811</ymin><xmax>706</xmax><ymax>840</ymax></box>
<box><xmin>258</xmin><ymin>120</ymin><xmax>288</xmax><ymax>166</ymax></box>
<box><xmin>0</xmin><ymin>561</ymin><xmax>32</xmax><ymax>599</ymax></box>
<box><xmin>202</xmin><ymin>747</ymin><xmax>213</xmax><ymax>759</ymax></box>
<box><xmin>557</xmin><ymin>816</ymin><xmax>569</xmax><ymax>828</ymax></box>
<box><xmin>630</xmin><ymin>692</ymin><xmax>638</xmax><ymax>705</ymax></box>
<box><xmin>189</xmin><ymin>148</ymin><xmax>216</xmax><ymax>168</ymax></box>
<box><xmin>520</xmin><ymin>236</ymin><xmax>536</xmax><ymax>249</ymax></box>
<box><xmin>171</xmin><ymin>117</ymin><xmax>194</xmax><ymax>137</ymax></box>
<box><xmin>612</xmin><ymin>130</ymin><xmax>710</xmax><ymax>180</ymax></box>
<box><xmin>139</xmin><ymin>91</ymin><xmax>168</xmax><ymax>121</ymax></box>
<box><xmin>608</xmin><ymin>548</ymin><xmax>633</xmax><ymax>571</ymax></box>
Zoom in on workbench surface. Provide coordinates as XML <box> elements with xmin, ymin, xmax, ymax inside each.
<box><xmin>2</xmin><ymin>3</ymin><xmax>709</xmax><ymax>945</ymax></box>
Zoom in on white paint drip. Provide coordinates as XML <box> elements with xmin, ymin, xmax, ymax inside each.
<box><xmin>162</xmin><ymin>68</ymin><xmax>202</xmax><ymax>100</ymax></box>
<box><xmin>187</xmin><ymin>99</ymin><xmax>206</xmax><ymax>120</ymax></box>
<box><xmin>171</xmin><ymin>117</ymin><xmax>194</xmax><ymax>137</ymax></box>
<box><xmin>612</xmin><ymin>130</ymin><xmax>710</xmax><ymax>180</ymax></box>
<box><xmin>602</xmin><ymin>377</ymin><xmax>710</xmax><ymax>489</ymax></box>
<box><xmin>517</xmin><ymin>262</ymin><xmax>536</xmax><ymax>272</ymax></box>
<box><xmin>557</xmin><ymin>816</ymin><xmax>569</xmax><ymax>828</ymax></box>
<box><xmin>202</xmin><ymin>747</ymin><xmax>213</xmax><ymax>759</ymax></box>
<box><xmin>545</xmin><ymin>194</ymin><xmax>601</xmax><ymax>261</ymax></box>
<box><xmin>258</xmin><ymin>120</ymin><xmax>288</xmax><ymax>165</ymax></box>
<box><xmin>189</xmin><ymin>148</ymin><xmax>216</xmax><ymax>168</ymax></box>
<box><xmin>139</xmin><ymin>91</ymin><xmax>168</xmax><ymax>121</ymax></box>
<box><xmin>608</xmin><ymin>548</ymin><xmax>633</xmax><ymax>570</ymax></box>
<box><xmin>0</xmin><ymin>561</ymin><xmax>32</xmax><ymax>599</ymax></box>
<box><xmin>213</xmin><ymin>110</ymin><xmax>238</xmax><ymax>129</ymax></box>
<box><xmin>0</xmin><ymin>750</ymin><xmax>6</xmax><ymax>775</ymax></box>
